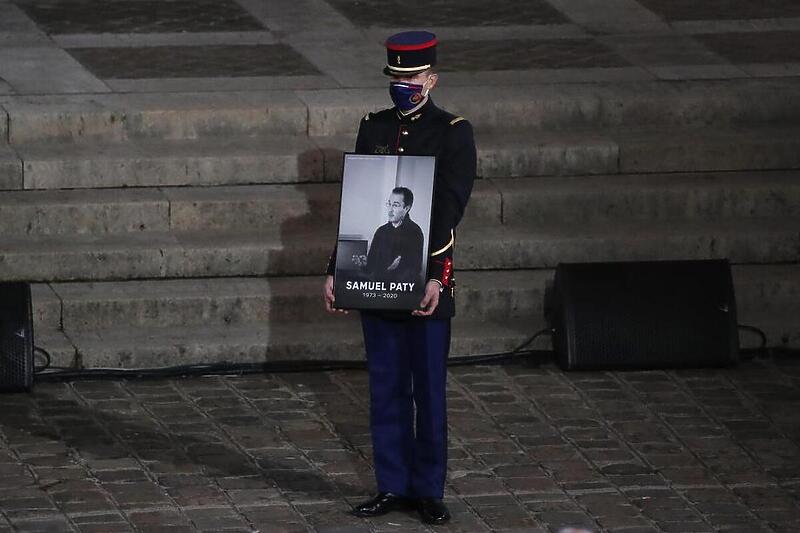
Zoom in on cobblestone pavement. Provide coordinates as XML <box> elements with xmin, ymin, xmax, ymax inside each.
<box><xmin>13</xmin><ymin>0</ymin><xmax>265</xmax><ymax>34</ymax></box>
<box><xmin>324</xmin><ymin>0</ymin><xmax>570</xmax><ymax>27</ymax></box>
<box><xmin>1</xmin><ymin>358</ymin><xmax>799</xmax><ymax>532</ymax></box>
<box><xmin>633</xmin><ymin>0</ymin><xmax>800</xmax><ymax>21</ymax></box>
<box><xmin>4</xmin><ymin>0</ymin><xmax>800</xmax><ymax>92</ymax></box>
<box><xmin>67</xmin><ymin>44</ymin><xmax>320</xmax><ymax>79</ymax></box>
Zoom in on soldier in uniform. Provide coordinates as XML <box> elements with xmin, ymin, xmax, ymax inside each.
<box><xmin>323</xmin><ymin>30</ymin><xmax>476</xmax><ymax>525</ymax></box>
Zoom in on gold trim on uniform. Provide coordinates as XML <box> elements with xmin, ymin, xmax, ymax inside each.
<box><xmin>431</xmin><ymin>230</ymin><xmax>454</xmax><ymax>256</ymax></box>
<box><xmin>449</xmin><ymin>117</ymin><xmax>465</xmax><ymax>126</ymax></box>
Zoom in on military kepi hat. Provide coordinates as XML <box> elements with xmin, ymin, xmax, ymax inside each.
<box><xmin>384</xmin><ymin>31</ymin><xmax>437</xmax><ymax>76</ymax></box>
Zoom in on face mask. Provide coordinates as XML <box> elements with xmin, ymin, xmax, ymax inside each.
<box><xmin>389</xmin><ymin>81</ymin><xmax>427</xmax><ymax>112</ymax></box>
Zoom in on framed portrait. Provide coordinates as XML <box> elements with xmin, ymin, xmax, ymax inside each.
<box><xmin>333</xmin><ymin>153</ymin><xmax>436</xmax><ymax>311</ymax></box>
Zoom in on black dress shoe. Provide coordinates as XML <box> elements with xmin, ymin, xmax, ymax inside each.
<box><xmin>350</xmin><ymin>492</ymin><xmax>414</xmax><ymax>517</ymax></box>
<box><xmin>417</xmin><ymin>498</ymin><xmax>451</xmax><ymax>524</ymax></box>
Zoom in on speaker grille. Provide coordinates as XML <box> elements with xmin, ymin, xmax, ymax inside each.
<box><xmin>551</xmin><ymin>260</ymin><xmax>739</xmax><ymax>370</ymax></box>
<box><xmin>0</xmin><ymin>283</ymin><xmax>34</xmax><ymax>392</ymax></box>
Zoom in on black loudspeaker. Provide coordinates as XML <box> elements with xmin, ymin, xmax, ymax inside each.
<box><xmin>0</xmin><ymin>282</ymin><xmax>35</xmax><ymax>392</ymax></box>
<box><xmin>549</xmin><ymin>260</ymin><xmax>739</xmax><ymax>370</ymax></box>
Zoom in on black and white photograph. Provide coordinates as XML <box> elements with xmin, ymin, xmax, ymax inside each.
<box><xmin>333</xmin><ymin>154</ymin><xmax>436</xmax><ymax>311</ymax></box>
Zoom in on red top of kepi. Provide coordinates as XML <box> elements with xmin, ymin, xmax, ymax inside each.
<box><xmin>384</xmin><ymin>31</ymin><xmax>437</xmax><ymax>77</ymax></box>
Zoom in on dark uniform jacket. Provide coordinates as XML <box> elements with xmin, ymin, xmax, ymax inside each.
<box><xmin>327</xmin><ymin>98</ymin><xmax>477</xmax><ymax>319</ymax></box>
<box><xmin>366</xmin><ymin>217</ymin><xmax>424</xmax><ymax>284</ymax></box>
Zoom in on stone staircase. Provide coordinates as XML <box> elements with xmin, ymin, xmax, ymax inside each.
<box><xmin>1</xmin><ymin>78</ymin><xmax>799</xmax><ymax>369</ymax></box>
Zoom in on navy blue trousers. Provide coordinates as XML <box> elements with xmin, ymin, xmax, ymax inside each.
<box><xmin>360</xmin><ymin>313</ymin><xmax>450</xmax><ymax>499</ymax></box>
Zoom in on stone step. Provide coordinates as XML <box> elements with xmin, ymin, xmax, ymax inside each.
<box><xmin>307</xmin><ymin>79</ymin><xmax>800</xmax><ymax>137</ymax></box>
<box><xmin>324</xmin><ymin>127</ymin><xmax>800</xmax><ymax>180</ymax></box>
<box><xmin>9</xmin><ymin>126</ymin><xmax>800</xmax><ymax>190</ymax></box>
<box><xmin>477</xmin><ymin>126</ymin><xmax>800</xmax><ymax>178</ymax></box>
<box><xmin>33</xmin><ymin>271</ymin><xmax>549</xmax><ymax>332</ymax></box>
<box><xmin>731</xmin><ymin>265</ymin><xmax>800</xmax><ymax>321</ymax></box>
<box><xmin>6</xmin><ymin>171</ymin><xmax>799</xmax><ymax>237</ymax></box>
<box><xmin>46</xmin><ymin>318</ymin><xmax>538</xmax><ymax>370</ymax></box>
<box><xmin>0</xmin><ymin>183</ymin><xmax>341</xmax><ymax>237</ymax></box>
<box><xmin>495</xmin><ymin>171</ymin><xmax>800</xmax><ymax>225</ymax></box>
<box><xmin>459</xmin><ymin>218</ymin><xmax>800</xmax><ymax>270</ymax></box>
<box><xmin>33</xmin><ymin>310</ymin><xmax>797</xmax><ymax>371</ymax></box>
<box><xmin>0</xmin><ymin>227</ymin><xmax>335</xmax><ymax>282</ymax></box>
<box><xmin>14</xmin><ymin>135</ymin><xmax>326</xmax><ymax>190</ymax></box>
<box><xmin>2</xmin><ymin>91</ymin><xmax>309</xmax><ymax>144</ymax></box>
<box><xmin>31</xmin><ymin>265</ymin><xmax>800</xmax><ymax>335</ymax></box>
<box><xmin>0</xmin><ymin>181</ymin><xmax>500</xmax><ymax>237</ymax></box>
<box><xmin>5</xmin><ymin>79</ymin><xmax>800</xmax><ymax>143</ymax></box>
<box><xmin>0</xmin><ymin>144</ymin><xmax>22</xmax><ymax>190</ymax></box>
<box><xmin>3</xmin><ymin>217</ymin><xmax>798</xmax><ymax>282</ymax></box>
<box><xmin>3</xmin><ymin>187</ymin><xmax>171</xmax><ymax>237</ymax></box>
<box><xmin>616</xmin><ymin>127</ymin><xmax>800</xmax><ymax>175</ymax></box>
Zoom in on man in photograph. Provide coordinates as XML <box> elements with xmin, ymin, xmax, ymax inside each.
<box><xmin>323</xmin><ymin>30</ymin><xmax>476</xmax><ymax>525</ymax></box>
<box><xmin>364</xmin><ymin>187</ymin><xmax>423</xmax><ymax>284</ymax></box>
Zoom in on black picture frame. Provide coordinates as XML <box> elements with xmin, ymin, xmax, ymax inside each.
<box><xmin>333</xmin><ymin>153</ymin><xmax>437</xmax><ymax>311</ymax></box>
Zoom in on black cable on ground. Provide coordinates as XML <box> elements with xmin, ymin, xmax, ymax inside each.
<box><xmin>34</xmin><ymin>328</ymin><xmax>555</xmax><ymax>382</ymax></box>
<box><xmin>448</xmin><ymin>327</ymin><xmax>554</xmax><ymax>367</ymax></box>
<box><xmin>33</xmin><ymin>324</ymin><xmax>798</xmax><ymax>384</ymax></box>
<box><xmin>737</xmin><ymin>324</ymin><xmax>800</xmax><ymax>360</ymax></box>
<box><xmin>33</xmin><ymin>346</ymin><xmax>52</xmax><ymax>373</ymax></box>
<box><xmin>738</xmin><ymin>323</ymin><xmax>768</xmax><ymax>360</ymax></box>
